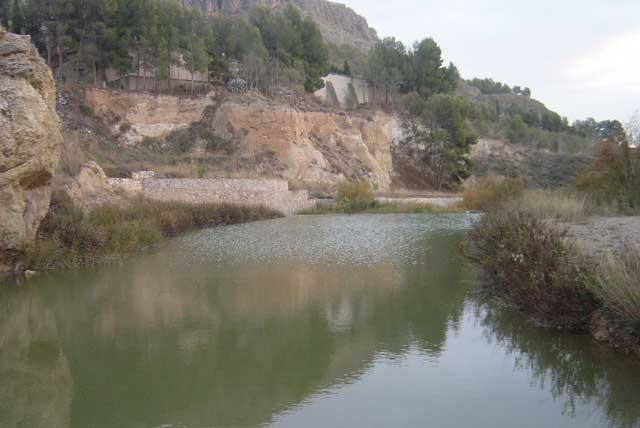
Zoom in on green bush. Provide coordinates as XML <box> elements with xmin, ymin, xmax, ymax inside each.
<box><xmin>26</xmin><ymin>191</ymin><xmax>281</xmax><ymax>270</ymax></box>
<box><xmin>463</xmin><ymin>175</ymin><xmax>525</xmax><ymax>211</ymax></box>
<box><xmin>79</xmin><ymin>104</ymin><xmax>94</xmax><ymax>116</ymax></box>
<box><xmin>336</xmin><ymin>182</ymin><xmax>379</xmax><ymax>213</ymax></box>
<box><xmin>466</xmin><ymin>206</ymin><xmax>599</xmax><ymax>330</ymax></box>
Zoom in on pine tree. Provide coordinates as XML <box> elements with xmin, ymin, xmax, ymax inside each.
<box><xmin>11</xmin><ymin>0</ymin><xmax>25</xmax><ymax>34</ymax></box>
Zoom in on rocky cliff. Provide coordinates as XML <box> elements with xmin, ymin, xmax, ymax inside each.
<box><xmin>184</xmin><ymin>0</ymin><xmax>378</xmax><ymax>51</ymax></box>
<box><xmin>0</xmin><ymin>26</ymin><xmax>61</xmax><ymax>275</ymax></box>
<box><xmin>82</xmin><ymin>88</ymin><xmax>399</xmax><ymax>190</ymax></box>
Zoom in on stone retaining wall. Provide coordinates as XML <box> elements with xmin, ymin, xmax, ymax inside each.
<box><xmin>108</xmin><ymin>177</ymin><xmax>313</xmax><ymax>215</ymax></box>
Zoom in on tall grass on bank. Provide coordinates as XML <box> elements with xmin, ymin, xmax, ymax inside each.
<box><xmin>463</xmin><ymin>174</ymin><xmax>607</xmax><ymax>221</ymax></box>
<box><xmin>594</xmin><ymin>249</ymin><xmax>640</xmax><ymax>325</ymax></box>
<box><xmin>507</xmin><ymin>190</ymin><xmax>592</xmax><ymax>222</ymax></box>
<box><xmin>463</xmin><ymin>175</ymin><xmax>525</xmax><ymax>211</ymax></box>
<box><xmin>26</xmin><ymin>191</ymin><xmax>281</xmax><ymax>271</ymax></box>
<box><xmin>335</xmin><ymin>182</ymin><xmax>379</xmax><ymax>213</ymax></box>
<box><xmin>466</xmin><ymin>206</ymin><xmax>599</xmax><ymax>330</ymax></box>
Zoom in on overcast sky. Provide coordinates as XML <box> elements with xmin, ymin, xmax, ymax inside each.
<box><xmin>340</xmin><ymin>0</ymin><xmax>640</xmax><ymax>123</ymax></box>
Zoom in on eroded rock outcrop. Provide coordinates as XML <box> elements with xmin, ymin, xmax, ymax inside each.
<box><xmin>84</xmin><ymin>88</ymin><xmax>400</xmax><ymax>190</ymax></box>
<box><xmin>64</xmin><ymin>161</ymin><xmax>129</xmax><ymax>213</ymax></box>
<box><xmin>84</xmin><ymin>88</ymin><xmax>217</xmax><ymax>145</ymax></box>
<box><xmin>0</xmin><ymin>26</ymin><xmax>61</xmax><ymax>274</ymax></box>
<box><xmin>210</xmin><ymin>98</ymin><xmax>398</xmax><ymax>189</ymax></box>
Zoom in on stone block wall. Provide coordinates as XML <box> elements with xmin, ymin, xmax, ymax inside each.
<box><xmin>107</xmin><ymin>178</ymin><xmax>144</xmax><ymax>194</ymax></box>
<box><xmin>108</xmin><ymin>177</ymin><xmax>313</xmax><ymax>215</ymax></box>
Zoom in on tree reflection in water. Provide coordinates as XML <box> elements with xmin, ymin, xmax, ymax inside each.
<box><xmin>475</xmin><ymin>302</ymin><xmax>640</xmax><ymax>428</ymax></box>
<box><xmin>1</xmin><ymin>215</ymin><xmax>639</xmax><ymax>428</ymax></box>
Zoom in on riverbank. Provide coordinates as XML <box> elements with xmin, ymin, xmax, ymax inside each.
<box><xmin>299</xmin><ymin>200</ymin><xmax>466</xmax><ymax>215</ymax></box>
<box><xmin>22</xmin><ymin>191</ymin><xmax>281</xmax><ymax>273</ymax></box>
<box><xmin>299</xmin><ymin>182</ymin><xmax>467</xmax><ymax>215</ymax></box>
<box><xmin>466</xmin><ymin>204</ymin><xmax>640</xmax><ymax>358</ymax></box>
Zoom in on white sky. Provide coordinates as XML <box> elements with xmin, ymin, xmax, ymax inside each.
<box><xmin>339</xmin><ymin>0</ymin><xmax>640</xmax><ymax>122</ymax></box>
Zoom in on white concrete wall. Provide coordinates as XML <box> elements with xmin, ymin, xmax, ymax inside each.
<box><xmin>315</xmin><ymin>73</ymin><xmax>373</xmax><ymax>109</ymax></box>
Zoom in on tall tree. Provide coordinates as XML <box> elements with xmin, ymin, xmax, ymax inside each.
<box><xmin>10</xmin><ymin>0</ymin><xmax>25</xmax><ymax>33</ymax></box>
<box><xmin>402</xmin><ymin>94</ymin><xmax>477</xmax><ymax>189</ymax></box>
<box><xmin>0</xmin><ymin>0</ymin><xmax>10</xmax><ymax>28</ymax></box>
<box><xmin>367</xmin><ymin>37</ymin><xmax>406</xmax><ymax>104</ymax></box>
<box><xmin>409</xmin><ymin>38</ymin><xmax>459</xmax><ymax>99</ymax></box>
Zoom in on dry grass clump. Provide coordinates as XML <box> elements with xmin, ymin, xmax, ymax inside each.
<box><xmin>26</xmin><ymin>191</ymin><xmax>281</xmax><ymax>271</ymax></box>
<box><xmin>336</xmin><ymin>182</ymin><xmax>379</xmax><ymax>213</ymax></box>
<box><xmin>463</xmin><ymin>175</ymin><xmax>525</xmax><ymax>211</ymax></box>
<box><xmin>508</xmin><ymin>190</ymin><xmax>591</xmax><ymax>222</ymax></box>
<box><xmin>59</xmin><ymin>133</ymin><xmax>88</xmax><ymax>176</ymax></box>
<box><xmin>299</xmin><ymin>201</ymin><xmax>466</xmax><ymax>215</ymax></box>
<box><xmin>593</xmin><ymin>248</ymin><xmax>640</xmax><ymax>324</ymax></box>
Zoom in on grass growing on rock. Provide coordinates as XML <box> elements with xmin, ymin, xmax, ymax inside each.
<box><xmin>26</xmin><ymin>191</ymin><xmax>282</xmax><ymax>271</ymax></box>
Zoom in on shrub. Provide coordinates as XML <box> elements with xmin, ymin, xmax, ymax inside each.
<box><xmin>463</xmin><ymin>175</ymin><xmax>525</xmax><ymax>211</ymax></box>
<box><xmin>79</xmin><ymin>104</ymin><xmax>94</xmax><ymax>116</ymax></box>
<box><xmin>594</xmin><ymin>248</ymin><xmax>640</xmax><ymax>326</ymax></box>
<box><xmin>336</xmin><ymin>182</ymin><xmax>379</xmax><ymax>213</ymax></box>
<box><xmin>26</xmin><ymin>192</ymin><xmax>282</xmax><ymax>270</ymax></box>
<box><xmin>466</xmin><ymin>206</ymin><xmax>599</xmax><ymax>330</ymax></box>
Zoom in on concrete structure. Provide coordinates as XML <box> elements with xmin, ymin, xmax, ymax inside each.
<box><xmin>314</xmin><ymin>73</ymin><xmax>373</xmax><ymax>109</ymax></box>
<box><xmin>105</xmin><ymin>52</ymin><xmax>211</xmax><ymax>91</ymax></box>
<box><xmin>108</xmin><ymin>177</ymin><xmax>314</xmax><ymax>216</ymax></box>
<box><xmin>376</xmin><ymin>197</ymin><xmax>464</xmax><ymax>208</ymax></box>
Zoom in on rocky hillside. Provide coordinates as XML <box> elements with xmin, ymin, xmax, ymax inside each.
<box><xmin>76</xmin><ymin>88</ymin><xmax>399</xmax><ymax>192</ymax></box>
<box><xmin>0</xmin><ymin>26</ymin><xmax>61</xmax><ymax>275</ymax></box>
<box><xmin>456</xmin><ymin>80</ymin><xmax>550</xmax><ymax>117</ymax></box>
<box><xmin>470</xmin><ymin>139</ymin><xmax>593</xmax><ymax>188</ymax></box>
<box><xmin>184</xmin><ymin>0</ymin><xmax>378</xmax><ymax>51</ymax></box>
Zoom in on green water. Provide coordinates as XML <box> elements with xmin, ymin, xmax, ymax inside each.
<box><xmin>1</xmin><ymin>215</ymin><xmax>639</xmax><ymax>428</ymax></box>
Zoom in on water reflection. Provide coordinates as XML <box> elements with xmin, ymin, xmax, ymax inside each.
<box><xmin>1</xmin><ymin>215</ymin><xmax>639</xmax><ymax>428</ymax></box>
<box><xmin>0</xmin><ymin>286</ymin><xmax>73</xmax><ymax>428</ymax></box>
<box><xmin>476</xmin><ymin>303</ymin><xmax>640</xmax><ymax>428</ymax></box>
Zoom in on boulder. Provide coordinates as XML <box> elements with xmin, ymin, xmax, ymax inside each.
<box><xmin>0</xmin><ymin>26</ymin><xmax>61</xmax><ymax>275</ymax></box>
<box><xmin>64</xmin><ymin>161</ymin><xmax>129</xmax><ymax>213</ymax></box>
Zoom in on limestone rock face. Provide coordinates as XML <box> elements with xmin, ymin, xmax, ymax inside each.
<box><xmin>183</xmin><ymin>0</ymin><xmax>378</xmax><ymax>51</ymax></box>
<box><xmin>84</xmin><ymin>87</ymin><xmax>216</xmax><ymax>145</ymax></box>
<box><xmin>85</xmin><ymin>88</ymin><xmax>400</xmax><ymax>190</ymax></box>
<box><xmin>0</xmin><ymin>27</ymin><xmax>61</xmax><ymax>273</ymax></box>
<box><xmin>64</xmin><ymin>161</ymin><xmax>128</xmax><ymax>212</ymax></box>
<box><xmin>211</xmin><ymin>99</ymin><xmax>399</xmax><ymax>189</ymax></box>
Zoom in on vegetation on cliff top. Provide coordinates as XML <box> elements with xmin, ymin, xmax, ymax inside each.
<box><xmin>3</xmin><ymin>0</ymin><xmax>329</xmax><ymax>94</ymax></box>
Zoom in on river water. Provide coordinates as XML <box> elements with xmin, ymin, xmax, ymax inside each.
<box><xmin>1</xmin><ymin>214</ymin><xmax>639</xmax><ymax>428</ymax></box>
